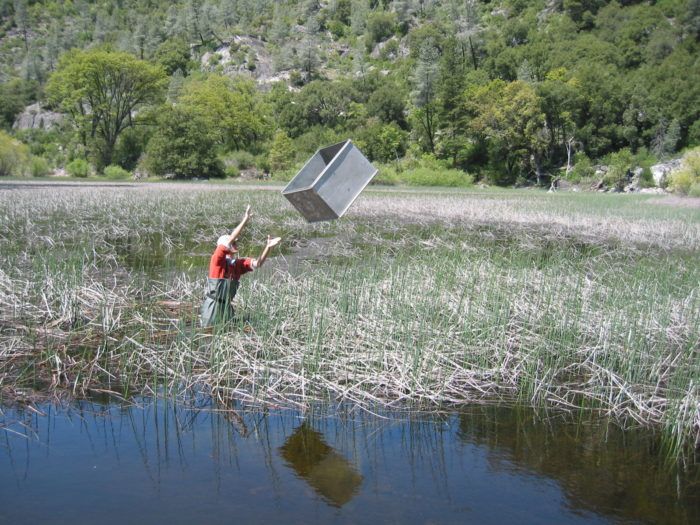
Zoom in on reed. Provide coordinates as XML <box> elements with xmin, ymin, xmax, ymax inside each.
<box><xmin>0</xmin><ymin>182</ymin><xmax>698</xmax><ymax>459</ymax></box>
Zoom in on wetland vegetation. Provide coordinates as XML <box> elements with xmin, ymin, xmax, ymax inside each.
<box><xmin>1</xmin><ymin>182</ymin><xmax>698</xmax><ymax>465</ymax></box>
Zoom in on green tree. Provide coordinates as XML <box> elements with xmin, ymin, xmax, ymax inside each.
<box><xmin>0</xmin><ymin>130</ymin><xmax>30</xmax><ymax>177</ymax></box>
<box><xmin>0</xmin><ymin>78</ymin><xmax>37</xmax><ymax>129</ymax></box>
<box><xmin>13</xmin><ymin>0</ymin><xmax>30</xmax><ymax>51</ymax></box>
<box><xmin>356</xmin><ymin>120</ymin><xmax>407</xmax><ymax>163</ymax></box>
<box><xmin>537</xmin><ymin>68</ymin><xmax>585</xmax><ymax>169</ymax></box>
<box><xmin>466</xmin><ymin>80</ymin><xmax>547</xmax><ymax>184</ymax></box>
<box><xmin>180</xmin><ymin>74</ymin><xmax>271</xmax><ymax>151</ymax></box>
<box><xmin>268</xmin><ymin>129</ymin><xmax>295</xmax><ymax>173</ymax></box>
<box><xmin>564</xmin><ymin>0</ymin><xmax>606</xmax><ymax>29</ymax></box>
<box><xmin>153</xmin><ymin>38</ymin><xmax>193</xmax><ymax>76</ymax></box>
<box><xmin>45</xmin><ymin>48</ymin><xmax>167</xmax><ymax>170</ymax></box>
<box><xmin>436</xmin><ymin>36</ymin><xmax>469</xmax><ymax>165</ymax></box>
<box><xmin>411</xmin><ymin>39</ymin><xmax>440</xmax><ymax>153</ymax></box>
<box><xmin>367</xmin><ymin>81</ymin><xmax>407</xmax><ymax>128</ymax></box>
<box><xmin>365</xmin><ymin>10</ymin><xmax>397</xmax><ymax>51</ymax></box>
<box><xmin>145</xmin><ymin>104</ymin><xmax>223</xmax><ymax>179</ymax></box>
<box><xmin>350</xmin><ymin>0</ymin><xmax>368</xmax><ymax>35</ymax></box>
<box><xmin>271</xmin><ymin>80</ymin><xmax>357</xmax><ymax>138</ymax></box>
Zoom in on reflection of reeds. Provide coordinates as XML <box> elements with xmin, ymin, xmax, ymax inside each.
<box><xmin>0</xmin><ymin>184</ymin><xmax>698</xmax><ymax>460</ymax></box>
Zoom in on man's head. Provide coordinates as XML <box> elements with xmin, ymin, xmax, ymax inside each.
<box><xmin>217</xmin><ymin>234</ymin><xmax>239</xmax><ymax>254</ymax></box>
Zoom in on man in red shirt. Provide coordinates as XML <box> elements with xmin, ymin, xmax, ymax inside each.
<box><xmin>200</xmin><ymin>205</ymin><xmax>281</xmax><ymax>327</ymax></box>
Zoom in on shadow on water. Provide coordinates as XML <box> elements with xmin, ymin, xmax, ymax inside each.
<box><xmin>1</xmin><ymin>398</ymin><xmax>697</xmax><ymax>525</ymax></box>
<box><xmin>279</xmin><ymin>422</ymin><xmax>363</xmax><ymax>507</ymax></box>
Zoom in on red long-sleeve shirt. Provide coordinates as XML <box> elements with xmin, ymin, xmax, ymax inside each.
<box><xmin>208</xmin><ymin>245</ymin><xmax>255</xmax><ymax>280</ymax></box>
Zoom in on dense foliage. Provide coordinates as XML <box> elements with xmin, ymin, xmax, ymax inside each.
<box><xmin>0</xmin><ymin>0</ymin><xmax>698</xmax><ymax>184</ymax></box>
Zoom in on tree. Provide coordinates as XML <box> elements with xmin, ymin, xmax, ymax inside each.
<box><xmin>356</xmin><ymin>120</ymin><xmax>407</xmax><ymax>162</ymax></box>
<box><xmin>436</xmin><ymin>36</ymin><xmax>468</xmax><ymax>165</ymax></box>
<box><xmin>0</xmin><ymin>130</ymin><xmax>30</xmax><ymax>177</ymax></box>
<box><xmin>153</xmin><ymin>38</ymin><xmax>192</xmax><ymax>76</ymax></box>
<box><xmin>537</xmin><ymin>68</ymin><xmax>585</xmax><ymax>169</ymax></box>
<box><xmin>13</xmin><ymin>0</ymin><xmax>29</xmax><ymax>51</ymax></box>
<box><xmin>268</xmin><ymin>130</ymin><xmax>295</xmax><ymax>173</ymax></box>
<box><xmin>466</xmin><ymin>80</ymin><xmax>547</xmax><ymax>184</ymax></box>
<box><xmin>46</xmin><ymin>49</ymin><xmax>167</xmax><ymax>169</ymax></box>
<box><xmin>0</xmin><ymin>78</ymin><xmax>37</xmax><ymax>129</ymax></box>
<box><xmin>271</xmin><ymin>80</ymin><xmax>356</xmax><ymax>138</ymax></box>
<box><xmin>411</xmin><ymin>39</ymin><xmax>440</xmax><ymax>153</ymax></box>
<box><xmin>365</xmin><ymin>11</ymin><xmax>397</xmax><ymax>51</ymax></box>
<box><xmin>350</xmin><ymin>0</ymin><xmax>368</xmax><ymax>35</ymax></box>
<box><xmin>367</xmin><ymin>81</ymin><xmax>407</xmax><ymax>128</ymax></box>
<box><xmin>145</xmin><ymin>104</ymin><xmax>223</xmax><ymax>179</ymax></box>
<box><xmin>297</xmin><ymin>36</ymin><xmax>321</xmax><ymax>79</ymax></box>
<box><xmin>180</xmin><ymin>74</ymin><xmax>271</xmax><ymax>151</ymax></box>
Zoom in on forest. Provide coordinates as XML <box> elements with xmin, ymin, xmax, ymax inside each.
<box><xmin>0</xmin><ymin>0</ymin><xmax>699</xmax><ymax>189</ymax></box>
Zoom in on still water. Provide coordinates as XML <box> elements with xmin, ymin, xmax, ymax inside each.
<box><xmin>1</xmin><ymin>399</ymin><xmax>697</xmax><ymax>525</ymax></box>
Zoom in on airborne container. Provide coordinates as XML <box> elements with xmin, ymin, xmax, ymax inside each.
<box><xmin>282</xmin><ymin>140</ymin><xmax>378</xmax><ymax>222</ymax></box>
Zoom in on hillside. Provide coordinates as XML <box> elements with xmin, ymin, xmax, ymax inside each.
<box><xmin>0</xmin><ymin>0</ymin><xmax>699</xmax><ymax>189</ymax></box>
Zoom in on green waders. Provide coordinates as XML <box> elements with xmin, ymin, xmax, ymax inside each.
<box><xmin>200</xmin><ymin>277</ymin><xmax>240</xmax><ymax>327</ymax></box>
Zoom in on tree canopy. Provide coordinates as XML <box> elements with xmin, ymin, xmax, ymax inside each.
<box><xmin>1</xmin><ymin>0</ymin><xmax>699</xmax><ymax>184</ymax></box>
<box><xmin>45</xmin><ymin>48</ymin><xmax>167</xmax><ymax>169</ymax></box>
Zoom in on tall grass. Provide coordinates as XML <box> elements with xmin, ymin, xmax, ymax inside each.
<box><xmin>0</xmin><ymin>182</ymin><xmax>698</xmax><ymax>459</ymax></box>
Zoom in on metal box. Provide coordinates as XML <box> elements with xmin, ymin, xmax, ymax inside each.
<box><xmin>282</xmin><ymin>140</ymin><xmax>378</xmax><ymax>222</ymax></box>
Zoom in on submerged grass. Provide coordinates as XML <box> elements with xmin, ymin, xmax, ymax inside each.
<box><xmin>0</xmin><ymin>182</ymin><xmax>698</xmax><ymax>461</ymax></box>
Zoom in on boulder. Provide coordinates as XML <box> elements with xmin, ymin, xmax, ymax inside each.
<box><xmin>13</xmin><ymin>103</ymin><xmax>64</xmax><ymax>130</ymax></box>
<box><xmin>650</xmin><ymin>159</ymin><xmax>683</xmax><ymax>187</ymax></box>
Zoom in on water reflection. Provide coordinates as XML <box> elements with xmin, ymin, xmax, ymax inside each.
<box><xmin>1</xmin><ymin>399</ymin><xmax>697</xmax><ymax>525</ymax></box>
<box><xmin>457</xmin><ymin>406</ymin><xmax>700</xmax><ymax>525</ymax></box>
<box><xmin>280</xmin><ymin>422</ymin><xmax>363</xmax><ymax>507</ymax></box>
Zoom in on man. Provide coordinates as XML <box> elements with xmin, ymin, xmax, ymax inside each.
<box><xmin>200</xmin><ymin>205</ymin><xmax>281</xmax><ymax>327</ymax></box>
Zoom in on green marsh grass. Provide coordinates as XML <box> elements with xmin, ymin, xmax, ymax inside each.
<box><xmin>0</xmin><ymin>182</ymin><xmax>698</xmax><ymax>459</ymax></box>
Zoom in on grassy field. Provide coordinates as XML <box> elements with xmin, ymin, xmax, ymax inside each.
<box><xmin>0</xmin><ymin>181</ymin><xmax>698</xmax><ymax>459</ymax></box>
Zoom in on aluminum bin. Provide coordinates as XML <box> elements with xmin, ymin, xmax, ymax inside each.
<box><xmin>282</xmin><ymin>140</ymin><xmax>378</xmax><ymax>222</ymax></box>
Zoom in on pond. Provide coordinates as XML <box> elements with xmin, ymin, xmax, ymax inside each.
<box><xmin>1</xmin><ymin>398</ymin><xmax>698</xmax><ymax>525</ymax></box>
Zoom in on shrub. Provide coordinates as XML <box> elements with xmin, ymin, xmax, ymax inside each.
<box><xmin>224</xmin><ymin>164</ymin><xmax>240</xmax><ymax>178</ymax></box>
<box><xmin>0</xmin><ymin>131</ymin><xmax>30</xmax><ymax>177</ymax></box>
<box><xmin>29</xmin><ymin>156</ymin><xmax>50</xmax><ymax>177</ymax></box>
<box><xmin>603</xmin><ymin>148</ymin><xmax>634</xmax><ymax>191</ymax></box>
<box><xmin>327</xmin><ymin>20</ymin><xmax>346</xmax><ymax>39</ymax></box>
<box><xmin>223</xmin><ymin>150</ymin><xmax>256</xmax><ymax>170</ymax></box>
<box><xmin>688</xmin><ymin>119</ymin><xmax>700</xmax><ymax>147</ymax></box>
<box><xmin>66</xmin><ymin>158</ymin><xmax>91</xmax><ymax>178</ymax></box>
<box><xmin>403</xmin><ymin>167</ymin><xmax>474</xmax><ymax>187</ymax></box>
<box><xmin>568</xmin><ymin>152</ymin><xmax>594</xmax><ymax>183</ymax></box>
<box><xmin>355</xmin><ymin>121</ymin><xmax>407</xmax><ymax>163</ymax></box>
<box><xmin>372</xmin><ymin>164</ymin><xmax>401</xmax><ymax>185</ymax></box>
<box><xmin>268</xmin><ymin>130</ymin><xmax>296</xmax><ymax>173</ymax></box>
<box><xmin>365</xmin><ymin>11</ymin><xmax>397</xmax><ymax>50</ymax></box>
<box><xmin>668</xmin><ymin>148</ymin><xmax>700</xmax><ymax>195</ymax></box>
<box><xmin>145</xmin><ymin>105</ymin><xmax>223</xmax><ymax>179</ymax></box>
<box><xmin>103</xmin><ymin>164</ymin><xmax>130</xmax><ymax>179</ymax></box>
<box><xmin>633</xmin><ymin>147</ymin><xmax>658</xmax><ymax>188</ymax></box>
<box><xmin>380</xmin><ymin>38</ymin><xmax>400</xmax><ymax>60</ymax></box>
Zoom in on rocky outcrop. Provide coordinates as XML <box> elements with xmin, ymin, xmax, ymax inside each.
<box><xmin>200</xmin><ymin>36</ymin><xmax>275</xmax><ymax>85</ymax></box>
<box><xmin>13</xmin><ymin>103</ymin><xmax>64</xmax><ymax>130</ymax></box>
<box><xmin>650</xmin><ymin>159</ymin><xmax>683</xmax><ymax>187</ymax></box>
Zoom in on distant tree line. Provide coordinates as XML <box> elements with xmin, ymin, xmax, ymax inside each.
<box><xmin>0</xmin><ymin>0</ymin><xmax>698</xmax><ymax>186</ymax></box>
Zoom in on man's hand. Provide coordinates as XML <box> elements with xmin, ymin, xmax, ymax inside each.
<box><xmin>266</xmin><ymin>236</ymin><xmax>281</xmax><ymax>249</ymax></box>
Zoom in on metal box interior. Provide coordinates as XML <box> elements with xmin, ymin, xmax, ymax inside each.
<box><xmin>282</xmin><ymin>140</ymin><xmax>378</xmax><ymax>222</ymax></box>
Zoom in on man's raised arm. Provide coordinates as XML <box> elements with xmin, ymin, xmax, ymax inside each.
<box><xmin>230</xmin><ymin>205</ymin><xmax>252</xmax><ymax>241</ymax></box>
<box><xmin>254</xmin><ymin>236</ymin><xmax>282</xmax><ymax>268</ymax></box>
